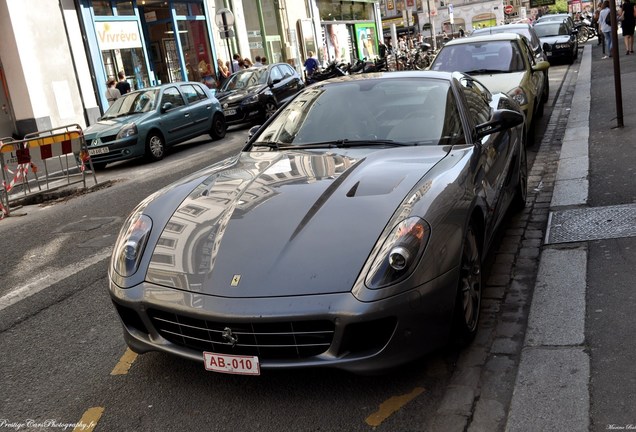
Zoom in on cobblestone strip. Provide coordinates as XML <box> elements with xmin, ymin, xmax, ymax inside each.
<box><xmin>428</xmin><ymin>55</ymin><xmax>582</xmax><ymax>432</ymax></box>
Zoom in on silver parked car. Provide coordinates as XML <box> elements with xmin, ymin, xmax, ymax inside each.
<box><xmin>108</xmin><ymin>71</ymin><xmax>527</xmax><ymax>375</ymax></box>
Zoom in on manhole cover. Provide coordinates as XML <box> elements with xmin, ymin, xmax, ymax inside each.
<box><xmin>546</xmin><ymin>204</ymin><xmax>636</xmax><ymax>244</ymax></box>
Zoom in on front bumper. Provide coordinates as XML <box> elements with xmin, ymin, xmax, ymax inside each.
<box><xmin>109</xmin><ymin>267</ymin><xmax>460</xmax><ymax>374</ymax></box>
<box><xmin>84</xmin><ymin>134</ymin><xmax>145</xmax><ymax>164</ymax></box>
<box><xmin>222</xmin><ymin>102</ymin><xmax>263</xmax><ymax>125</ymax></box>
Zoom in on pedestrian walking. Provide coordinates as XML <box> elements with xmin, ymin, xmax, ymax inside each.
<box><xmin>303</xmin><ymin>51</ymin><xmax>319</xmax><ymax>81</ymax></box>
<box><xmin>594</xmin><ymin>2</ymin><xmax>605</xmax><ymax>53</ymax></box>
<box><xmin>231</xmin><ymin>53</ymin><xmax>241</xmax><ymax>73</ymax></box>
<box><xmin>105</xmin><ymin>78</ymin><xmax>120</xmax><ymax>106</ymax></box>
<box><xmin>620</xmin><ymin>0</ymin><xmax>635</xmax><ymax>54</ymax></box>
<box><xmin>115</xmin><ymin>70</ymin><xmax>131</xmax><ymax>94</ymax></box>
<box><xmin>599</xmin><ymin>0</ymin><xmax>612</xmax><ymax>59</ymax></box>
<box><xmin>253</xmin><ymin>56</ymin><xmax>263</xmax><ymax>67</ymax></box>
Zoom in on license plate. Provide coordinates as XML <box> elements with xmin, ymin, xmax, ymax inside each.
<box><xmin>88</xmin><ymin>147</ymin><xmax>109</xmax><ymax>156</ymax></box>
<box><xmin>203</xmin><ymin>352</ymin><xmax>260</xmax><ymax>375</ymax></box>
<box><xmin>224</xmin><ymin>108</ymin><xmax>237</xmax><ymax>116</ymax></box>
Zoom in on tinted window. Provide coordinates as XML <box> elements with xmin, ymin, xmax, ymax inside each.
<box><xmin>269</xmin><ymin>67</ymin><xmax>283</xmax><ymax>82</ymax></box>
<box><xmin>162</xmin><ymin>87</ymin><xmax>185</xmax><ymax>108</ymax></box>
<box><xmin>431</xmin><ymin>40</ymin><xmax>526</xmax><ymax>73</ymax></box>
<box><xmin>279</xmin><ymin>64</ymin><xmax>294</xmax><ymax>78</ymax></box>
<box><xmin>180</xmin><ymin>84</ymin><xmax>207</xmax><ymax>104</ymax></box>
<box><xmin>253</xmin><ymin>78</ymin><xmax>464</xmax><ymax>146</ymax></box>
<box><xmin>458</xmin><ymin>78</ymin><xmax>491</xmax><ymax>126</ymax></box>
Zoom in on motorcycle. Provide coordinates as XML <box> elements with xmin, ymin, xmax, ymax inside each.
<box><xmin>306</xmin><ymin>61</ymin><xmax>347</xmax><ymax>85</ymax></box>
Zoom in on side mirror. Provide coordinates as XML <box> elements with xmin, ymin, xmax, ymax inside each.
<box><xmin>270</xmin><ymin>78</ymin><xmax>282</xmax><ymax>86</ymax></box>
<box><xmin>161</xmin><ymin>102</ymin><xmax>174</xmax><ymax>113</ymax></box>
<box><xmin>248</xmin><ymin>125</ymin><xmax>261</xmax><ymax>140</ymax></box>
<box><xmin>475</xmin><ymin>109</ymin><xmax>524</xmax><ymax>139</ymax></box>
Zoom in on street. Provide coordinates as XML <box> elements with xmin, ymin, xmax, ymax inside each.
<box><xmin>0</xmin><ymin>60</ymin><xmax>575</xmax><ymax>432</ymax></box>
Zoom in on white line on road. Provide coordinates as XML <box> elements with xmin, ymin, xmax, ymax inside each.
<box><xmin>0</xmin><ymin>248</ymin><xmax>111</xmax><ymax>312</ymax></box>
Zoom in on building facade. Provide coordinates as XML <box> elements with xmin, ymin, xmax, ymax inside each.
<box><xmin>0</xmin><ymin>0</ymin><xmax>382</xmax><ymax>139</ymax></box>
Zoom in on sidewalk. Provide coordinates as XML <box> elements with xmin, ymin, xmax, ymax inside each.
<box><xmin>506</xmin><ymin>35</ymin><xmax>636</xmax><ymax>431</ymax></box>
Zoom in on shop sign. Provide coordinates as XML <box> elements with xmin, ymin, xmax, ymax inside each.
<box><xmin>96</xmin><ymin>21</ymin><xmax>142</xmax><ymax>50</ymax></box>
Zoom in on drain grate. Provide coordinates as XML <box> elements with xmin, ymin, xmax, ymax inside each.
<box><xmin>546</xmin><ymin>204</ymin><xmax>636</xmax><ymax>244</ymax></box>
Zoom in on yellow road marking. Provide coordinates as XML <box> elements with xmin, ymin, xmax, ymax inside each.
<box><xmin>110</xmin><ymin>348</ymin><xmax>138</xmax><ymax>375</ymax></box>
<box><xmin>365</xmin><ymin>387</ymin><xmax>426</xmax><ymax>427</ymax></box>
<box><xmin>73</xmin><ymin>406</ymin><xmax>104</xmax><ymax>432</ymax></box>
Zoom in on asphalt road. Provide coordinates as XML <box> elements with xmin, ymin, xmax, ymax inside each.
<box><xmin>0</xmin><ymin>61</ymin><xmax>573</xmax><ymax>432</ymax></box>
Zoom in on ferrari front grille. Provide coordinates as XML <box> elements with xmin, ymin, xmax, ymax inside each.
<box><xmin>147</xmin><ymin>308</ymin><xmax>335</xmax><ymax>359</ymax></box>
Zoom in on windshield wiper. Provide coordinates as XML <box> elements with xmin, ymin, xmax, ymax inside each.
<box><xmin>252</xmin><ymin>140</ymin><xmax>283</xmax><ymax>150</ymax></box>
<box><xmin>280</xmin><ymin>139</ymin><xmax>411</xmax><ymax>149</ymax></box>
<box><xmin>463</xmin><ymin>69</ymin><xmax>509</xmax><ymax>74</ymax></box>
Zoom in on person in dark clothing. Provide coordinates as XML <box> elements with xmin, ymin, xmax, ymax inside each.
<box><xmin>115</xmin><ymin>70</ymin><xmax>131</xmax><ymax>94</ymax></box>
<box><xmin>620</xmin><ymin>0</ymin><xmax>635</xmax><ymax>54</ymax></box>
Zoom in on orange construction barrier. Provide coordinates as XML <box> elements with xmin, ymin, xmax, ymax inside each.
<box><xmin>0</xmin><ymin>124</ymin><xmax>98</xmax><ymax>218</ymax></box>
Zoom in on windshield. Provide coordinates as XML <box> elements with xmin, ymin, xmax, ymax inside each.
<box><xmin>103</xmin><ymin>90</ymin><xmax>158</xmax><ymax>118</ymax></box>
<box><xmin>220</xmin><ymin>68</ymin><xmax>268</xmax><ymax>91</ymax></box>
<box><xmin>430</xmin><ymin>40</ymin><xmax>526</xmax><ymax>73</ymax></box>
<box><xmin>250</xmin><ymin>78</ymin><xmax>466</xmax><ymax>148</ymax></box>
<box><xmin>534</xmin><ymin>23</ymin><xmax>569</xmax><ymax>37</ymax></box>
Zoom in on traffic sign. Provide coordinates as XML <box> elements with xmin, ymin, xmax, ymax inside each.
<box><xmin>504</xmin><ymin>4</ymin><xmax>514</xmax><ymax>14</ymax></box>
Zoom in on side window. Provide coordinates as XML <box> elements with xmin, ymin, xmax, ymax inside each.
<box><xmin>180</xmin><ymin>84</ymin><xmax>207</xmax><ymax>104</ymax></box>
<box><xmin>161</xmin><ymin>87</ymin><xmax>185</xmax><ymax>108</ymax></box>
<box><xmin>269</xmin><ymin>67</ymin><xmax>283</xmax><ymax>83</ymax></box>
<box><xmin>459</xmin><ymin>78</ymin><xmax>491</xmax><ymax>127</ymax></box>
<box><xmin>180</xmin><ymin>84</ymin><xmax>200</xmax><ymax>104</ymax></box>
<box><xmin>279</xmin><ymin>64</ymin><xmax>293</xmax><ymax>78</ymax></box>
<box><xmin>439</xmin><ymin>90</ymin><xmax>466</xmax><ymax>145</ymax></box>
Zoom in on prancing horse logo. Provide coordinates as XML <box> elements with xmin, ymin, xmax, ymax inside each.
<box><xmin>222</xmin><ymin>327</ymin><xmax>238</xmax><ymax>347</ymax></box>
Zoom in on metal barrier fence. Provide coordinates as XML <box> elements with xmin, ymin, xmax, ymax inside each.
<box><xmin>0</xmin><ymin>124</ymin><xmax>98</xmax><ymax>218</ymax></box>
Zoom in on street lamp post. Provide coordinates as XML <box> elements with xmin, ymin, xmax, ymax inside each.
<box><xmin>425</xmin><ymin>0</ymin><xmax>436</xmax><ymax>50</ymax></box>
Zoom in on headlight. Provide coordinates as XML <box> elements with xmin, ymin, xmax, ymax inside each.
<box><xmin>116</xmin><ymin>123</ymin><xmax>138</xmax><ymax>140</ymax></box>
<box><xmin>365</xmin><ymin>217</ymin><xmax>431</xmax><ymax>289</ymax></box>
<box><xmin>242</xmin><ymin>94</ymin><xmax>260</xmax><ymax>104</ymax></box>
<box><xmin>112</xmin><ymin>212</ymin><xmax>152</xmax><ymax>277</ymax></box>
<box><xmin>542</xmin><ymin>42</ymin><xmax>551</xmax><ymax>52</ymax></box>
<box><xmin>507</xmin><ymin>87</ymin><xmax>528</xmax><ymax>106</ymax></box>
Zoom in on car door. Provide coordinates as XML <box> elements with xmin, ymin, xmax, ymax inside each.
<box><xmin>179</xmin><ymin>83</ymin><xmax>214</xmax><ymax>138</ymax></box>
<box><xmin>158</xmin><ymin>86</ymin><xmax>191</xmax><ymax>144</ymax></box>
<box><xmin>458</xmin><ymin>77</ymin><xmax>513</xmax><ymax>231</ymax></box>
<box><xmin>519</xmin><ymin>38</ymin><xmax>543</xmax><ymax>116</ymax></box>
<box><xmin>270</xmin><ymin>64</ymin><xmax>302</xmax><ymax>104</ymax></box>
<box><xmin>267</xmin><ymin>65</ymin><xmax>287</xmax><ymax>104</ymax></box>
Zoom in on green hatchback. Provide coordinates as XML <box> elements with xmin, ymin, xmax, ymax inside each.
<box><xmin>84</xmin><ymin>82</ymin><xmax>226</xmax><ymax>169</ymax></box>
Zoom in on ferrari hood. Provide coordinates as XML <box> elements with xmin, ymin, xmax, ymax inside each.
<box><xmin>145</xmin><ymin>147</ymin><xmax>450</xmax><ymax>297</ymax></box>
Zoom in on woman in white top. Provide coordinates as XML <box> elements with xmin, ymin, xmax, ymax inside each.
<box><xmin>105</xmin><ymin>78</ymin><xmax>121</xmax><ymax>106</ymax></box>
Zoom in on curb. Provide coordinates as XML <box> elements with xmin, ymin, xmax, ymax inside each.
<box><xmin>505</xmin><ymin>45</ymin><xmax>592</xmax><ymax>432</ymax></box>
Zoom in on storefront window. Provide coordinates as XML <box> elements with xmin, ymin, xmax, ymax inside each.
<box><xmin>92</xmin><ymin>0</ymin><xmax>134</xmax><ymax>16</ymax></box>
<box><xmin>96</xmin><ymin>20</ymin><xmax>150</xmax><ymax>89</ymax></box>
<box><xmin>115</xmin><ymin>1</ymin><xmax>134</xmax><ymax>16</ymax></box>
<box><xmin>178</xmin><ymin>20</ymin><xmax>216</xmax><ymax>88</ymax></box>
<box><xmin>93</xmin><ymin>0</ymin><xmax>113</xmax><ymax>16</ymax></box>
<box><xmin>318</xmin><ymin>0</ymin><xmax>375</xmax><ymax>21</ymax></box>
<box><xmin>174</xmin><ymin>2</ymin><xmax>204</xmax><ymax>16</ymax></box>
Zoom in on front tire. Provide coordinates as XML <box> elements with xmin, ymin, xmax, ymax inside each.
<box><xmin>145</xmin><ymin>131</ymin><xmax>165</xmax><ymax>162</ymax></box>
<box><xmin>451</xmin><ymin>224</ymin><xmax>482</xmax><ymax>345</ymax></box>
<box><xmin>264</xmin><ymin>101</ymin><xmax>277</xmax><ymax>119</ymax></box>
<box><xmin>512</xmin><ymin>144</ymin><xmax>528</xmax><ymax>211</ymax></box>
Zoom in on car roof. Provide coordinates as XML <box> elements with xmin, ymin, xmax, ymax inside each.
<box><xmin>444</xmin><ymin>32</ymin><xmax>523</xmax><ymax>46</ymax></box>
<box><xmin>472</xmin><ymin>23</ymin><xmax>532</xmax><ymax>32</ymax></box>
